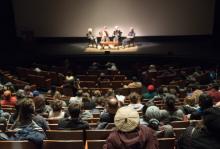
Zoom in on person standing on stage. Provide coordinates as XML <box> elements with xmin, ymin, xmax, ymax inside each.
<box><xmin>122</xmin><ymin>27</ymin><xmax>135</xmax><ymax>48</ymax></box>
<box><xmin>112</xmin><ymin>26</ymin><xmax>122</xmax><ymax>43</ymax></box>
<box><xmin>99</xmin><ymin>26</ymin><xmax>110</xmax><ymax>43</ymax></box>
<box><xmin>86</xmin><ymin>28</ymin><xmax>98</xmax><ymax>48</ymax></box>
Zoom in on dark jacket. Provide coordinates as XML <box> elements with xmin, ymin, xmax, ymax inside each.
<box><xmin>58</xmin><ymin>118</ymin><xmax>89</xmax><ymax>130</ymax></box>
<box><xmin>177</xmin><ymin>126</ymin><xmax>220</xmax><ymax>149</ymax></box>
<box><xmin>10</xmin><ymin>126</ymin><xmax>46</xmax><ymax>148</ymax></box>
<box><xmin>33</xmin><ymin>114</ymin><xmax>50</xmax><ymax>131</ymax></box>
<box><xmin>96</xmin><ymin>112</ymin><xmax>115</xmax><ymax>129</ymax></box>
<box><xmin>103</xmin><ymin>125</ymin><xmax>159</xmax><ymax>149</ymax></box>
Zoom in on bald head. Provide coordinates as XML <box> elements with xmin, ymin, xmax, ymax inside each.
<box><xmin>4</xmin><ymin>90</ymin><xmax>11</xmax><ymax>100</ymax></box>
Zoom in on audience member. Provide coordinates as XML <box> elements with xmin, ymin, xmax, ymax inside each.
<box><xmin>65</xmin><ymin>71</ymin><xmax>74</xmax><ymax>83</ymax></box>
<box><xmin>180</xmin><ymin>96</ymin><xmax>197</xmax><ymax>115</ymax></box>
<box><xmin>95</xmin><ymin>96</ymin><xmax>105</xmax><ymax>109</ymax></box>
<box><xmin>106</xmin><ymin>62</ymin><xmax>117</xmax><ymax>71</ymax></box>
<box><xmin>177</xmin><ymin>107</ymin><xmax>220</xmax><ymax>149</ymax></box>
<box><xmin>58</xmin><ymin>103</ymin><xmax>89</xmax><ymax>130</ymax></box>
<box><xmin>15</xmin><ymin>89</ymin><xmax>25</xmax><ymax>100</ymax></box>
<box><xmin>128</xmin><ymin>92</ymin><xmax>143</xmax><ymax>111</ymax></box>
<box><xmin>10</xmin><ymin>98</ymin><xmax>43</xmax><ymax>131</ymax></box>
<box><xmin>33</xmin><ymin>95</ymin><xmax>52</xmax><ymax>116</ymax></box>
<box><xmin>1</xmin><ymin>90</ymin><xmax>17</xmax><ymax>107</ymax></box>
<box><xmin>142</xmin><ymin>85</ymin><xmax>157</xmax><ymax>101</ymax></box>
<box><xmin>160</xmin><ymin>95</ymin><xmax>185</xmax><ymax>123</ymax></box>
<box><xmin>48</xmin><ymin>100</ymin><xmax>65</xmax><ymax>119</ymax></box>
<box><xmin>103</xmin><ymin>106</ymin><xmax>159</xmax><ymax>149</ymax></box>
<box><xmin>80</xmin><ymin>97</ymin><xmax>94</xmax><ymax>120</ymax></box>
<box><xmin>141</xmin><ymin>106</ymin><xmax>174</xmax><ymax>138</ymax></box>
<box><xmin>23</xmin><ymin>85</ymin><xmax>33</xmax><ymax>97</ymax></box>
<box><xmin>47</xmin><ymin>85</ymin><xmax>62</xmax><ymax>99</ymax></box>
<box><xmin>206</xmin><ymin>84</ymin><xmax>220</xmax><ymax>103</ymax></box>
<box><xmin>97</xmin><ymin>97</ymin><xmax>119</xmax><ymax>129</ymax></box>
<box><xmin>190</xmin><ymin>93</ymin><xmax>213</xmax><ymax>120</ymax></box>
<box><xmin>126</xmin><ymin>76</ymin><xmax>142</xmax><ymax>88</ymax></box>
<box><xmin>9</xmin><ymin>99</ymin><xmax>45</xmax><ymax>148</ymax></box>
<box><xmin>69</xmin><ymin>89</ymin><xmax>83</xmax><ymax>105</ymax></box>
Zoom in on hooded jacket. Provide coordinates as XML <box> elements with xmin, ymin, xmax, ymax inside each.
<box><xmin>103</xmin><ymin>125</ymin><xmax>159</xmax><ymax>149</ymax></box>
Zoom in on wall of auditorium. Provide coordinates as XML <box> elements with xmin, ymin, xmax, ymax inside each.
<box><xmin>12</xmin><ymin>0</ymin><xmax>215</xmax><ymax>37</ymax></box>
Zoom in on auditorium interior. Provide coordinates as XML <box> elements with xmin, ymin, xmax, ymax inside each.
<box><xmin>0</xmin><ymin>0</ymin><xmax>220</xmax><ymax>149</ymax></box>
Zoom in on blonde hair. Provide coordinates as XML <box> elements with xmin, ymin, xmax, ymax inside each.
<box><xmin>184</xmin><ymin>96</ymin><xmax>196</xmax><ymax>106</ymax></box>
<box><xmin>191</xmin><ymin>89</ymin><xmax>203</xmax><ymax>104</ymax></box>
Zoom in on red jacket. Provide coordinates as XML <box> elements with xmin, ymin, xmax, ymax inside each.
<box><xmin>207</xmin><ymin>89</ymin><xmax>220</xmax><ymax>103</ymax></box>
<box><xmin>0</xmin><ymin>96</ymin><xmax>17</xmax><ymax>107</ymax></box>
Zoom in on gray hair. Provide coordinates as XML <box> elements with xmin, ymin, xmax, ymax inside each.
<box><xmin>145</xmin><ymin>106</ymin><xmax>161</xmax><ymax>121</ymax></box>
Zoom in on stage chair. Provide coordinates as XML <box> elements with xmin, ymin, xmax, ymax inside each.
<box><xmin>158</xmin><ymin>138</ymin><xmax>175</xmax><ymax>149</ymax></box>
<box><xmin>0</xmin><ymin>141</ymin><xmax>37</xmax><ymax>149</ymax></box>
<box><xmin>86</xmin><ymin>130</ymin><xmax>112</xmax><ymax>140</ymax></box>
<box><xmin>173</xmin><ymin>128</ymin><xmax>186</xmax><ymax>140</ymax></box>
<box><xmin>170</xmin><ymin>121</ymin><xmax>190</xmax><ymax>128</ymax></box>
<box><xmin>43</xmin><ymin>140</ymin><xmax>84</xmax><ymax>149</ymax></box>
<box><xmin>128</xmin><ymin>38</ymin><xmax>135</xmax><ymax>47</ymax></box>
<box><xmin>85</xmin><ymin>140</ymin><xmax>106</xmax><ymax>149</ymax></box>
<box><xmin>45</xmin><ymin>130</ymin><xmax>83</xmax><ymax>140</ymax></box>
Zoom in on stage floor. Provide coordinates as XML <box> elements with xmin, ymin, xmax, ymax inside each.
<box><xmin>32</xmin><ymin>41</ymin><xmax>215</xmax><ymax>58</ymax></box>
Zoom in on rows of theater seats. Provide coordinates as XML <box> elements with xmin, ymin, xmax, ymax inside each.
<box><xmin>0</xmin><ymin>96</ymin><xmax>198</xmax><ymax>149</ymax></box>
<box><xmin>0</xmin><ymin>64</ymin><xmax>218</xmax><ymax>149</ymax></box>
<box><xmin>1</xmin><ymin>119</ymin><xmax>198</xmax><ymax>149</ymax></box>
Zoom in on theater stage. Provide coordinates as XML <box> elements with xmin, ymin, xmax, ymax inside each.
<box><xmin>32</xmin><ymin>40</ymin><xmax>215</xmax><ymax>58</ymax></box>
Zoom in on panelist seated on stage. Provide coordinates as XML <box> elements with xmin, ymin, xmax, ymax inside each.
<box><xmin>86</xmin><ymin>28</ymin><xmax>98</xmax><ymax>48</ymax></box>
<box><xmin>122</xmin><ymin>27</ymin><xmax>136</xmax><ymax>48</ymax></box>
<box><xmin>99</xmin><ymin>26</ymin><xmax>110</xmax><ymax>42</ymax></box>
<box><xmin>112</xmin><ymin>26</ymin><xmax>122</xmax><ymax>44</ymax></box>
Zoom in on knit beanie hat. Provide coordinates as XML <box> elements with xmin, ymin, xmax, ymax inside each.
<box><xmin>147</xmin><ymin>85</ymin><xmax>155</xmax><ymax>92</ymax></box>
<box><xmin>114</xmin><ymin>106</ymin><xmax>139</xmax><ymax>132</ymax></box>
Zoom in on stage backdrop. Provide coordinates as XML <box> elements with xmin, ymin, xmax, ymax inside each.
<box><xmin>13</xmin><ymin>0</ymin><xmax>215</xmax><ymax>37</ymax></box>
